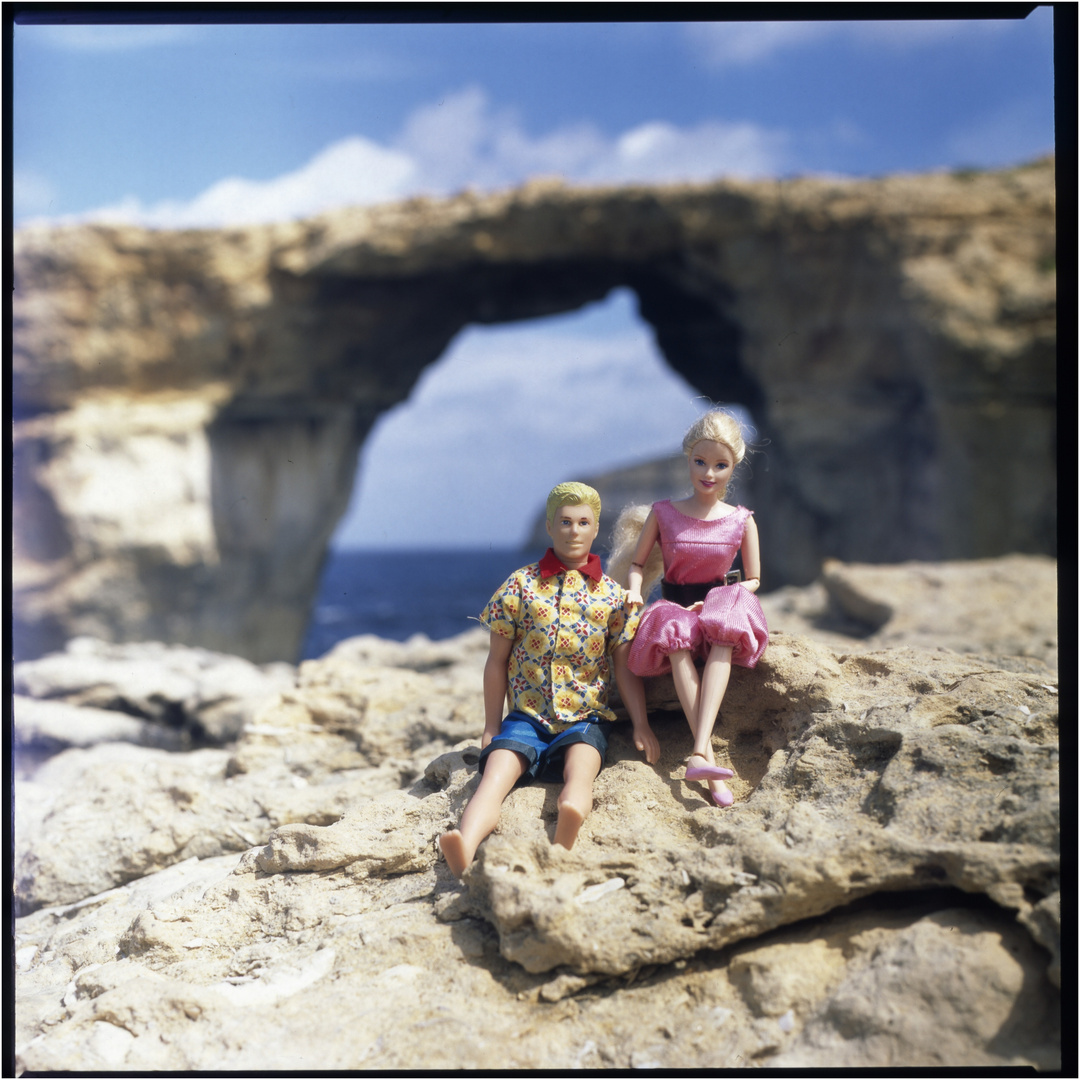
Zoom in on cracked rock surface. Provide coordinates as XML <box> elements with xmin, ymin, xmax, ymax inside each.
<box><xmin>14</xmin><ymin>560</ymin><xmax>1059</xmax><ymax>1072</ymax></box>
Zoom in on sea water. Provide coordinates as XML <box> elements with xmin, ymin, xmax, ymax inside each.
<box><xmin>301</xmin><ymin>547</ymin><xmax>546</xmax><ymax>660</ymax></box>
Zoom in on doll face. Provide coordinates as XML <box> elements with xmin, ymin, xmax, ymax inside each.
<box><xmin>546</xmin><ymin>503</ymin><xmax>599</xmax><ymax>567</ymax></box>
<box><xmin>688</xmin><ymin>439</ymin><xmax>736</xmax><ymax>498</ymax></box>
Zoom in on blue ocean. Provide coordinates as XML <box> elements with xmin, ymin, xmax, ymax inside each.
<box><xmin>301</xmin><ymin>547</ymin><xmax>547</xmax><ymax>660</ymax></box>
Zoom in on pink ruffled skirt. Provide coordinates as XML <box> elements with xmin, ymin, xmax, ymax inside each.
<box><xmin>628</xmin><ymin>583</ymin><xmax>768</xmax><ymax>677</ymax></box>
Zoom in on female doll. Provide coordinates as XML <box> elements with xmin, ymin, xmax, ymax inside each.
<box><xmin>609</xmin><ymin>409</ymin><xmax>768</xmax><ymax>807</ymax></box>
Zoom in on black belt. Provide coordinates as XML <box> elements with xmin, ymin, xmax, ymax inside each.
<box><xmin>661</xmin><ymin>578</ymin><xmax>726</xmax><ymax>606</ymax></box>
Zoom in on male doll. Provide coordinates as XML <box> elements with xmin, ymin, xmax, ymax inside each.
<box><xmin>439</xmin><ymin>482</ymin><xmax>659</xmax><ymax>877</ymax></box>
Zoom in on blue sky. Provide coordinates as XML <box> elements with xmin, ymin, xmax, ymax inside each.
<box><xmin>13</xmin><ymin>10</ymin><xmax>1057</xmax><ymax>547</ymax></box>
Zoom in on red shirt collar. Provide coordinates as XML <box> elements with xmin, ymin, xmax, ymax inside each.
<box><xmin>539</xmin><ymin>548</ymin><xmax>604</xmax><ymax>582</ymax></box>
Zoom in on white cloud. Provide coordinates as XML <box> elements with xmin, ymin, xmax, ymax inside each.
<box><xmin>601</xmin><ymin>119</ymin><xmax>787</xmax><ymax>183</ymax></box>
<box><xmin>83</xmin><ymin>137</ymin><xmax>417</xmax><ymax>229</ymax></box>
<box><xmin>57</xmin><ymin>86</ymin><xmax>788</xmax><ymax>229</ymax></box>
<box><xmin>21</xmin><ymin>23</ymin><xmax>202</xmax><ymax>52</ymax></box>
<box><xmin>394</xmin><ymin>87</ymin><xmax>616</xmax><ymax>194</ymax></box>
<box><xmin>686</xmin><ymin>22</ymin><xmax>830</xmax><ymax>66</ymax></box>
<box><xmin>686</xmin><ymin>17</ymin><xmax>1017</xmax><ymax>67</ymax></box>
<box><xmin>397</xmin><ymin>87</ymin><xmax>786</xmax><ymax>192</ymax></box>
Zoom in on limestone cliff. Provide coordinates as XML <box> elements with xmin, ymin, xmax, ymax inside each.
<box><xmin>13</xmin><ymin>160</ymin><xmax>1056</xmax><ymax>661</ymax></box>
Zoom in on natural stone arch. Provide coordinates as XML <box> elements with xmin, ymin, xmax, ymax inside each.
<box><xmin>12</xmin><ymin>161</ymin><xmax>1056</xmax><ymax>661</ymax></box>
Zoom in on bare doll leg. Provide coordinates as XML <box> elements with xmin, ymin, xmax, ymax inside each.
<box><xmin>671</xmin><ymin>644</ymin><xmax>736</xmax><ymax>803</ymax></box>
<box><xmin>671</xmin><ymin>647</ymin><xmax>732</xmax><ymax>784</ymax></box>
<box><xmin>693</xmin><ymin>644</ymin><xmax>734</xmax><ymax>806</ymax></box>
<box><xmin>669</xmin><ymin>648</ymin><xmax>700</xmax><ymax>730</ymax></box>
<box><xmin>439</xmin><ymin>747</ymin><xmax>528</xmax><ymax>877</ymax></box>
<box><xmin>694</xmin><ymin>643</ymin><xmax>733</xmax><ymax>756</ymax></box>
<box><xmin>554</xmin><ymin>742</ymin><xmax>603</xmax><ymax>850</ymax></box>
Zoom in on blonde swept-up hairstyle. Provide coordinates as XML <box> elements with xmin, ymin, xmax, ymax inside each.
<box><xmin>681</xmin><ymin>409</ymin><xmax>747</xmax><ymax>465</ymax></box>
<box><xmin>546</xmin><ymin>481</ymin><xmax>602</xmax><ymax>527</ymax></box>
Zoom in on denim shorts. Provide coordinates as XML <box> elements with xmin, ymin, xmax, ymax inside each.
<box><xmin>478</xmin><ymin>711</ymin><xmax>611</xmax><ymax>785</ymax></box>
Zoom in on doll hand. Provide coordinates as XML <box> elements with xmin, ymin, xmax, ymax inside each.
<box><xmin>633</xmin><ymin>721</ymin><xmax>660</xmax><ymax>765</ymax></box>
<box><xmin>481</xmin><ymin>725</ymin><xmax>500</xmax><ymax>750</ymax></box>
<box><xmin>688</xmin><ymin>600</ymin><xmax>705</xmax><ymax>613</ymax></box>
<box><xmin>739</xmin><ymin>577</ymin><xmax>760</xmax><ymax>594</ymax></box>
<box><xmin>626</xmin><ymin>590</ymin><xmax>644</xmax><ymax>607</ymax></box>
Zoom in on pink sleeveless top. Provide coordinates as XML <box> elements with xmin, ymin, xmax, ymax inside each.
<box><xmin>655</xmin><ymin>500</ymin><xmax>752</xmax><ymax>584</ymax></box>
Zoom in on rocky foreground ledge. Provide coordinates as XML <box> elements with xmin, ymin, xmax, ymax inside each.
<box><xmin>13</xmin><ymin>557</ymin><xmax>1060</xmax><ymax>1072</ymax></box>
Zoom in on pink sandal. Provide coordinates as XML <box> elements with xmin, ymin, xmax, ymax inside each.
<box><xmin>684</xmin><ymin>755</ymin><xmax>734</xmax><ymax>782</ymax></box>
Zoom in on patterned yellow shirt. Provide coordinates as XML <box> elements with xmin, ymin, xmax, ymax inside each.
<box><xmin>480</xmin><ymin>550</ymin><xmax>640</xmax><ymax>733</ymax></box>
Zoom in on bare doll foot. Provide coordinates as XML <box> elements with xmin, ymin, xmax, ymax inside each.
<box><xmin>438</xmin><ymin>830</ymin><xmax>472</xmax><ymax>878</ymax></box>
<box><xmin>554</xmin><ymin>802</ymin><xmax>586</xmax><ymax>850</ymax></box>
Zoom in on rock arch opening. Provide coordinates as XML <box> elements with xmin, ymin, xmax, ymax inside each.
<box><xmin>328</xmin><ymin>285</ymin><xmax>751</xmax><ymax>552</ymax></box>
<box><xmin>299</xmin><ymin>285</ymin><xmax>760</xmax><ymax>656</ymax></box>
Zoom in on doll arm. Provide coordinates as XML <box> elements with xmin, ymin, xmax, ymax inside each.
<box><xmin>482</xmin><ymin>631</ymin><xmax>514</xmax><ymax>748</ymax></box>
<box><xmin>612</xmin><ymin>643</ymin><xmax>660</xmax><ymax>764</ymax></box>
<box><xmin>739</xmin><ymin>516</ymin><xmax>762</xmax><ymax>593</ymax></box>
<box><xmin>625</xmin><ymin>511</ymin><xmax>661</xmax><ymax>606</ymax></box>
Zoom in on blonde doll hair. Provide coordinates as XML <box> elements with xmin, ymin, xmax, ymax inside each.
<box><xmin>607</xmin><ymin>503</ymin><xmax>665</xmax><ymax>595</ymax></box>
<box><xmin>546</xmin><ymin>481</ymin><xmax>602</xmax><ymax>527</ymax></box>
<box><xmin>682</xmin><ymin>409</ymin><xmax>747</xmax><ymax>465</ymax></box>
